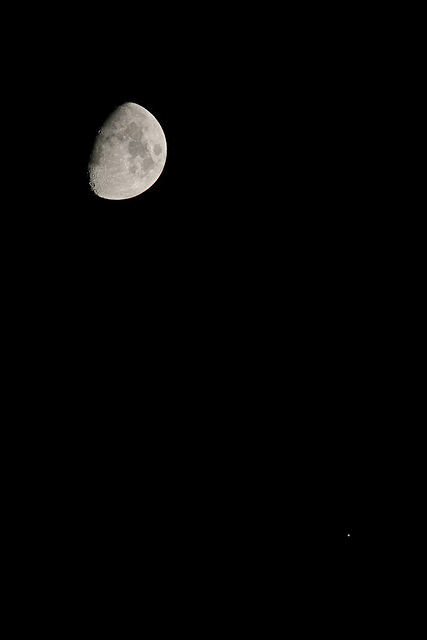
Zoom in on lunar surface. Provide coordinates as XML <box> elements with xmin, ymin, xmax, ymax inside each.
<box><xmin>88</xmin><ymin>102</ymin><xmax>167</xmax><ymax>200</ymax></box>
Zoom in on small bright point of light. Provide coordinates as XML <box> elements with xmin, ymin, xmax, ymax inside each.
<box><xmin>347</xmin><ymin>534</ymin><xmax>351</xmax><ymax>537</ymax></box>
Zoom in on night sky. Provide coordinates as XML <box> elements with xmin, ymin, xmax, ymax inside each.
<box><xmin>6</xmin><ymin>3</ymin><xmax>405</xmax><ymax>636</ymax></box>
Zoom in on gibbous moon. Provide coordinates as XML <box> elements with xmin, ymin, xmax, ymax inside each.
<box><xmin>88</xmin><ymin>102</ymin><xmax>167</xmax><ymax>200</ymax></box>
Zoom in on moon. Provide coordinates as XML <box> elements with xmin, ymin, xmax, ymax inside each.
<box><xmin>88</xmin><ymin>102</ymin><xmax>167</xmax><ymax>200</ymax></box>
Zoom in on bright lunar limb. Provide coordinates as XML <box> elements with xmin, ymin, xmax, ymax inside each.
<box><xmin>88</xmin><ymin>102</ymin><xmax>167</xmax><ymax>200</ymax></box>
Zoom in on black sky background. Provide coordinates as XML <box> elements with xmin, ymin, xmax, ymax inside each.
<box><xmin>4</xmin><ymin>3</ymin><xmax>409</xmax><ymax>636</ymax></box>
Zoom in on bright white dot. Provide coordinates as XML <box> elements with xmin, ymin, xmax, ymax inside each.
<box><xmin>347</xmin><ymin>533</ymin><xmax>351</xmax><ymax>537</ymax></box>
